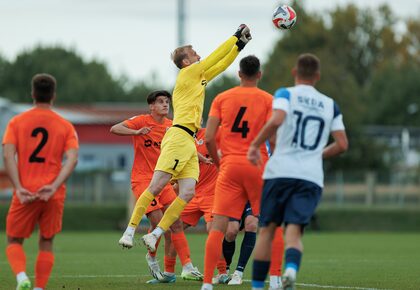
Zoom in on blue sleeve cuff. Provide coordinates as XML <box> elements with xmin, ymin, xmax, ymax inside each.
<box><xmin>274</xmin><ymin>88</ymin><xmax>290</xmax><ymax>101</ymax></box>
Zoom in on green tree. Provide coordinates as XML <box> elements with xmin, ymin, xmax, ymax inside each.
<box><xmin>0</xmin><ymin>46</ymin><xmax>125</xmax><ymax>104</ymax></box>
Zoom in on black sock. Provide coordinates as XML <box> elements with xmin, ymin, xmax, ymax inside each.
<box><xmin>222</xmin><ymin>238</ymin><xmax>236</xmax><ymax>270</ymax></box>
<box><xmin>236</xmin><ymin>231</ymin><xmax>256</xmax><ymax>272</ymax></box>
<box><xmin>252</xmin><ymin>260</ymin><xmax>270</xmax><ymax>288</ymax></box>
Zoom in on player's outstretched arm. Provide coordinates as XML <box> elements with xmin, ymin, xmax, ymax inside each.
<box><xmin>205</xmin><ymin>46</ymin><xmax>239</xmax><ymax>82</ymax></box>
<box><xmin>248</xmin><ymin>109</ymin><xmax>286</xmax><ymax>165</ymax></box>
<box><xmin>200</xmin><ymin>24</ymin><xmax>250</xmax><ymax>72</ymax></box>
<box><xmin>37</xmin><ymin>148</ymin><xmax>78</xmax><ymax>202</ymax></box>
<box><xmin>110</xmin><ymin>122</ymin><xmax>152</xmax><ymax>136</ymax></box>
<box><xmin>205</xmin><ymin>116</ymin><xmax>221</xmax><ymax>168</ymax></box>
<box><xmin>322</xmin><ymin>130</ymin><xmax>348</xmax><ymax>159</ymax></box>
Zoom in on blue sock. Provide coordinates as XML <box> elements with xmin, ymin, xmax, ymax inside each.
<box><xmin>252</xmin><ymin>260</ymin><xmax>270</xmax><ymax>289</ymax></box>
<box><xmin>285</xmin><ymin>248</ymin><xmax>302</xmax><ymax>272</ymax></box>
<box><xmin>222</xmin><ymin>238</ymin><xmax>235</xmax><ymax>271</ymax></box>
<box><xmin>236</xmin><ymin>231</ymin><xmax>256</xmax><ymax>272</ymax></box>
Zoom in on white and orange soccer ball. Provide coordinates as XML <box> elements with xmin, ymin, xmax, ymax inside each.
<box><xmin>272</xmin><ymin>4</ymin><xmax>297</xmax><ymax>30</ymax></box>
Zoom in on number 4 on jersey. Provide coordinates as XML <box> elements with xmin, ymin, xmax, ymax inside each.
<box><xmin>231</xmin><ymin>107</ymin><xmax>249</xmax><ymax>138</ymax></box>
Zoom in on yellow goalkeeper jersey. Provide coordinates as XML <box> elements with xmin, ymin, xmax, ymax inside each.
<box><xmin>172</xmin><ymin>36</ymin><xmax>239</xmax><ymax>132</ymax></box>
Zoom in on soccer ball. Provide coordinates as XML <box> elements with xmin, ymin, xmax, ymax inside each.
<box><xmin>272</xmin><ymin>5</ymin><xmax>297</xmax><ymax>30</ymax></box>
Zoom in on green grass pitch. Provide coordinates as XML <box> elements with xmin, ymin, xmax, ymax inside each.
<box><xmin>1</xmin><ymin>231</ymin><xmax>419</xmax><ymax>289</ymax></box>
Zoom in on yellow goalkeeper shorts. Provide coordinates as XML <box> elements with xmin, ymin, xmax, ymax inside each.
<box><xmin>155</xmin><ymin>126</ymin><xmax>199</xmax><ymax>181</ymax></box>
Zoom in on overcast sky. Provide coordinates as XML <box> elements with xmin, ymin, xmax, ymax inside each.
<box><xmin>1</xmin><ymin>0</ymin><xmax>419</xmax><ymax>87</ymax></box>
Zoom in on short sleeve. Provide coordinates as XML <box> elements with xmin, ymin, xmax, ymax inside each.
<box><xmin>331</xmin><ymin>102</ymin><xmax>345</xmax><ymax>131</ymax></box>
<box><xmin>124</xmin><ymin>115</ymin><xmax>145</xmax><ymax>130</ymax></box>
<box><xmin>273</xmin><ymin>88</ymin><xmax>290</xmax><ymax>113</ymax></box>
<box><xmin>209</xmin><ymin>95</ymin><xmax>222</xmax><ymax>119</ymax></box>
<box><xmin>65</xmin><ymin>124</ymin><xmax>79</xmax><ymax>151</ymax></box>
<box><xmin>2</xmin><ymin>117</ymin><xmax>17</xmax><ymax>146</ymax></box>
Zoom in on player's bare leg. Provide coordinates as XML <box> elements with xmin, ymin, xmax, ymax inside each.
<box><xmin>119</xmin><ymin>171</ymin><xmax>172</xmax><ymax>248</ymax></box>
<box><xmin>142</xmin><ymin>177</ymin><xmax>195</xmax><ymax>251</ymax></box>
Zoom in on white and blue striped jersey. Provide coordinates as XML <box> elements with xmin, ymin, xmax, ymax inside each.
<box><xmin>263</xmin><ymin>84</ymin><xmax>345</xmax><ymax>187</ymax></box>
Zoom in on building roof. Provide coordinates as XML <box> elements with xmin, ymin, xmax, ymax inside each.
<box><xmin>0</xmin><ymin>98</ymin><xmax>149</xmax><ymax>124</ymax></box>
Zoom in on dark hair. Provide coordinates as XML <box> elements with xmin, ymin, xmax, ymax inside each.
<box><xmin>31</xmin><ymin>73</ymin><xmax>56</xmax><ymax>103</ymax></box>
<box><xmin>171</xmin><ymin>45</ymin><xmax>192</xmax><ymax>69</ymax></box>
<box><xmin>146</xmin><ymin>90</ymin><xmax>172</xmax><ymax>104</ymax></box>
<box><xmin>296</xmin><ymin>53</ymin><xmax>320</xmax><ymax>80</ymax></box>
<box><xmin>239</xmin><ymin>55</ymin><xmax>260</xmax><ymax>78</ymax></box>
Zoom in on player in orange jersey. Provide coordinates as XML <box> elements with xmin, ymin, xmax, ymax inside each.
<box><xmin>2</xmin><ymin>73</ymin><xmax>79</xmax><ymax>290</ymax></box>
<box><xmin>180</xmin><ymin>128</ymin><xmax>217</xmax><ymax>232</ymax></box>
<box><xmin>200</xmin><ymin>55</ymin><xmax>273</xmax><ymax>290</ymax></box>
<box><xmin>110</xmin><ymin>90</ymin><xmax>202</xmax><ymax>283</ymax></box>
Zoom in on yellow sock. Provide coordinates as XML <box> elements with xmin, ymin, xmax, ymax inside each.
<box><xmin>157</xmin><ymin>197</ymin><xmax>187</xmax><ymax>231</ymax></box>
<box><xmin>128</xmin><ymin>190</ymin><xmax>155</xmax><ymax>227</ymax></box>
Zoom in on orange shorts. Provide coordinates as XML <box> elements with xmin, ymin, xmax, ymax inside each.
<box><xmin>181</xmin><ymin>189</ymin><xmax>214</xmax><ymax>226</ymax></box>
<box><xmin>6</xmin><ymin>194</ymin><xmax>65</xmax><ymax>239</ymax></box>
<box><xmin>132</xmin><ymin>181</ymin><xmax>177</xmax><ymax>215</ymax></box>
<box><xmin>212</xmin><ymin>158</ymin><xmax>263</xmax><ymax>220</ymax></box>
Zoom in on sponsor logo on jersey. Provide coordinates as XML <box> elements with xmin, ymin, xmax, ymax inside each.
<box><xmin>144</xmin><ymin>139</ymin><xmax>161</xmax><ymax>148</ymax></box>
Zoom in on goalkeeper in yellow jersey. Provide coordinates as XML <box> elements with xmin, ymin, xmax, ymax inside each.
<box><xmin>119</xmin><ymin>24</ymin><xmax>252</xmax><ymax>251</ymax></box>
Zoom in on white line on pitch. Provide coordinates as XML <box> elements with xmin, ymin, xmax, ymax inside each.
<box><xmin>44</xmin><ymin>274</ymin><xmax>392</xmax><ymax>290</ymax></box>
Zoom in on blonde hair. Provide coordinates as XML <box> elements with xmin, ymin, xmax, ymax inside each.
<box><xmin>171</xmin><ymin>45</ymin><xmax>192</xmax><ymax>69</ymax></box>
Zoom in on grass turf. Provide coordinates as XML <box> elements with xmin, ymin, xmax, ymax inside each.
<box><xmin>0</xmin><ymin>231</ymin><xmax>419</xmax><ymax>289</ymax></box>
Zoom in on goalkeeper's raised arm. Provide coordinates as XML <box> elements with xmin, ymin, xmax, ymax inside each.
<box><xmin>200</xmin><ymin>24</ymin><xmax>252</xmax><ymax>81</ymax></box>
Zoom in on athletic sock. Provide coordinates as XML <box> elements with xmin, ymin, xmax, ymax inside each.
<box><xmin>35</xmin><ymin>251</ymin><xmax>54</xmax><ymax>289</ymax></box>
<box><xmin>171</xmin><ymin>231</ymin><xmax>192</xmax><ymax>266</ymax></box>
<box><xmin>164</xmin><ymin>255</ymin><xmax>176</xmax><ymax>273</ymax></box>
<box><xmin>203</xmin><ymin>230</ymin><xmax>224</xmax><ymax>284</ymax></box>
<box><xmin>236</xmin><ymin>231</ymin><xmax>256</xmax><ymax>272</ymax></box>
<box><xmin>157</xmin><ymin>197</ymin><xmax>187</xmax><ymax>231</ymax></box>
<box><xmin>16</xmin><ymin>272</ymin><xmax>29</xmax><ymax>284</ymax></box>
<box><xmin>6</xmin><ymin>244</ymin><xmax>26</xmax><ymax>275</ymax></box>
<box><xmin>222</xmin><ymin>238</ymin><xmax>235</xmax><ymax>271</ymax></box>
<box><xmin>284</xmin><ymin>247</ymin><xmax>302</xmax><ymax>280</ymax></box>
<box><xmin>269</xmin><ymin>227</ymin><xmax>284</xmax><ymax>276</ymax></box>
<box><xmin>216</xmin><ymin>257</ymin><xmax>227</xmax><ymax>274</ymax></box>
<box><xmin>252</xmin><ymin>260</ymin><xmax>270</xmax><ymax>289</ymax></box>
<box><xmin>148</xmin><ymin>236</ymin><xmax>161</xmax><ymax>258</ymax></box>
<box><xmin>128</xmin><ymin>190</ymin><xmax>155</xmax><ymax>227</ymax></box>
<box><xmin>269</xmin><ymin>275</ymin><xmax>281</xmax><ymax>289</ymax></box>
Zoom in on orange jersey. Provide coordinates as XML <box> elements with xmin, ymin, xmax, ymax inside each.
<box><xmin>2</xmin><ymin>108</ymin><xmax>79</xmax><ymax>199</ymax></box>
<box><xmin>195</xmin><ymin>128</ymin><xmax>218</xmax><ymax>196</ymax></box>
<box><xmin>209</xmin><ymin>86</ymin><xmax>272</xmax><ymax>161</ymax></box>
<box><xmin>124</xmin><ymin>114</ymin><xmax>172</xmax><ymax>183</ymax></box>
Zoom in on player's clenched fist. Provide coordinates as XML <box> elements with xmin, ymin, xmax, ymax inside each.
<box><xmin>233</xmin><ymin>24</ymin><xmax>250</xmax><ymax>39</ymax></box>
<box><xmin>234</xmin><ymin>24</ymin><xmax>252</xmax><ymax>51</ymax></box>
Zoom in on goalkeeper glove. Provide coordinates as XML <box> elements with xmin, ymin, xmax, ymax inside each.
<box><xmin>236</xmin><ymin>31</ymin><xmax>252</xmax><ymax>51</ymax></box>
<box><xmin>233</xmin><ymin>24</ymin><xmax>250</xmax><ymax>39</ymax></box>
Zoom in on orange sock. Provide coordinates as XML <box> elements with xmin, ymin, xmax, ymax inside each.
<box><xmin>171</xmin><ymin>232</ymin><xmax>191</xmax><ymax>266</ymax></box>
<box><xmin>6</xmin><ymin>244</ymin><xmax>26</xmax><ymax>275</ymax></box>
<box><xmin>217</xmin><ymin>257</ymin><xmax>227</xmax><ymax>274</ymax></box>
<box><xmin>164</xmin><ymin>256</ymin><xmax>176</xmax><ymax>273</ymax></box>
<box><xmin>204</xmin><ymin>230</ymin><xmax>224</xmax><ymax>284</ymax></box>
<box><xmin>35</xmin><ymin>251</ymin><xmax>54</xmax><ymax>289</ymax></box>
<box><xmin>270</xmin><ymin>227</ymin><xmax>284</xmax><ymax>276</ymax></box>
<box><xmin>149</xmin><ymin>236</ymin><xmax>161</xmax><ymax>258</ymax></box>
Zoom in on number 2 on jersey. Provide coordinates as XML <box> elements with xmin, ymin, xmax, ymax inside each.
<box><xmin>231</xmin><ymin>107</ymin><xmax>249</xmax><ymax>138</ymax></box>
<box><xmin>29</xmin><ymin>127</ymin><xmax>49</xmax><ymax>163</ymax></box>
<box><xmin>292</xmin><ymin>110</ymin><xmax>324</xmax><ymax>150</ymax></box>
